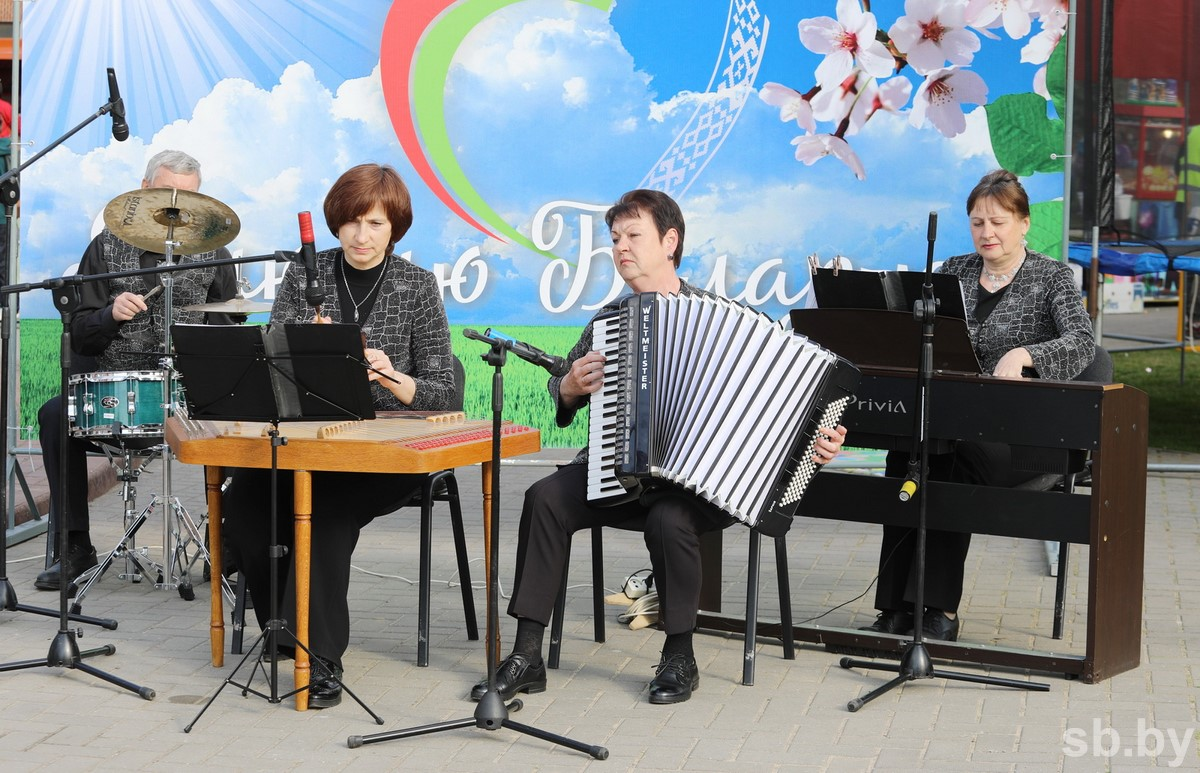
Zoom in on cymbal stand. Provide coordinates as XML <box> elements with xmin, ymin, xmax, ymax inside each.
<box><xmin>7</xmin><ymin>238</ymin><xmax>290</xmax><ymax>607</ymax></box>
<box><xmin>838</xmin><ymin>212</ymin><xmax>1050</xmax><ymax>710</ymax></box>
<box><xmin>149</xmin><ymin>215</ymin><xmax>225</xmax><ymax>600</ymax></box>
<box><xmin>347</xmin><ymin>331</ymin><xmax>608</xmax><ymax>759</ymax></box>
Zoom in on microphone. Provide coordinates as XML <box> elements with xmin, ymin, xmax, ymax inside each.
<box><xmin>487</xmin><ymin>328</ymin><xmax>569</xmax><ymax>377</ymax></box>
<box><xmin>106</xmin><ymin>68</ymin><xmax>129</xmax><ymax>142</ymax></box>
<box><xmin>297</xmin><ymin>211</ymin><xmax>325</xmax><ymax>309</ymax></box>
<box><xmin>463</xmin><ymin>328</ymin><xmax>569</xmax><ymax>377</ymax></box>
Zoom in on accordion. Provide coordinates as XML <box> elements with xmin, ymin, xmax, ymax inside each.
<box><xmin>586</xmin><ymin>292</ymin><xmax>860</xmax><ymax>537</ymax></box>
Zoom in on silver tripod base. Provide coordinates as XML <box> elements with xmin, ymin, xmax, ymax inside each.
<box><xmin>70</xmin><ymin>442</ymin><xmax>234</xmax><ymax>610</ymax></box>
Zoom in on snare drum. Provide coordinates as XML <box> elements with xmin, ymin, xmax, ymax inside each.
<box><xmin>67</xmin><ymin>370</ymin><xmax>180</xmax><ymax>439</ymax></box>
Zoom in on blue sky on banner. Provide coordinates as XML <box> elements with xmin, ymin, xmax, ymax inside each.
<box><xmin>17</xmin><ymin>0</ymin><xmax>1062</xmax><ymax>323</ymax></box>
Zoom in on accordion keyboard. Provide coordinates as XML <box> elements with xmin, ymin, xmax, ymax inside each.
<box><xmin>585</xmin><ymin>311</ymin><xmax>631</xmax><ymax>503</ymax></box>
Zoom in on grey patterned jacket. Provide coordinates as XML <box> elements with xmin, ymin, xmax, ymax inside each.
<box><xmin>940</xmin><ymin>250</ymin><xmax>1094</xmax><ymax>381</ymax></box>
<box><xmin>272</xmin><ymin>249</ymin><xmax>455</xmax><ymax>412</ymax></box>
<box><xmin>552</xmin><ymin>279</ymin><xmax>716</xmax><ymax>466</ymax></box>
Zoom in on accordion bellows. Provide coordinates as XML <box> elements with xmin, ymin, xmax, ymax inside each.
<box><xmin>587</xmin><ymin>292</ymin><xmax>860</xmax><ymax>537</ymax></box>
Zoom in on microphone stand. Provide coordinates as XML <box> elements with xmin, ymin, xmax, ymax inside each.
<box><xmin>0</xmin><ymin>91</ymin><xmax>144</xmax><ymax>683</ymax></box>
<box><xmin>0</xmin><ymin>279</ymin><xmax>153</xmax><ymax>697</ymax></box>
<box><xmin>347</xmin><ymin>330</ymin><xmax>608</xmax><ymax>760</ymax></box>
<box><xmin>0</xmin><ymin>187</ymin><xmax>116</xmax><ymax>631</ymax></box>
<box><xmin>838</xmin><ymin>212</ymin><xmax>1049</xmax><ymax>711</ymax></box>
<box><xmin>0</xmin><ymin>245</ymin><xmax>297</xmax><ymax>694</ymax></box>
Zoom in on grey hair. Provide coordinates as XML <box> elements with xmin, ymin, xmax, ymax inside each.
<box><xmin>143</xmin><ymin>149</ymin><xmax>202</xmax><ymax>186</ymax></box>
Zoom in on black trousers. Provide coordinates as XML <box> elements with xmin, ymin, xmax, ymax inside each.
<box><xmin>874</xmin><ymin>443</ymin><xmax>1033</xmax><ymax>614</ymax></box>
<box><xmin>222</xmin><ymin>467</ymin><xmax>423</xmax><ymax>667</ymax></box>
<box><xmin>38</xmin><ymin>395</ymin><xmax>94</xmax><ymax>538</ymax></box>
<box><xmin>507</xmin><ymin>463</ymin><xmax>733</xmax><ymax>636</ymax></box>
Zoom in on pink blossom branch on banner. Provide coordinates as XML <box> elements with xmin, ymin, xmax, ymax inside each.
<box><xmin>761</xmin><ymin>0</ymin><xmax>1068</xmax><ymax>180</ymax></box>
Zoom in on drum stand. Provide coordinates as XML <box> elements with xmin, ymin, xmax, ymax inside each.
<box><xmin>70</xmin><ymin>441</ymin><xmax>231</xmax><ymax>612</ymax></box>
<box><xmin>70</xmin><ymin>444</ymin><xmax>165</xmax><ymax>606</ymax></box>
<box><xmin>68</xmin><ymin>231</ymin><xmax>233</xmax><ymax>613</ymax></box>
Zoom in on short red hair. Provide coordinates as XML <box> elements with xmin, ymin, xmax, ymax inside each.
<box><xmin>323</xmin><ymin>163</ymin><xmax>414</xmax><ymax>255</ymax></box>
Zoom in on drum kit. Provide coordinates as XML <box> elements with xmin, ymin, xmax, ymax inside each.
<box><xmin>65</xmin><ymin>186</ymin><xmax>262</xmax><ymax>610</ymax></box>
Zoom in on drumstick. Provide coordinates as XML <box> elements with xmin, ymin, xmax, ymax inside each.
<box><xmin>132</xmin><ymin>285</ymin><xmax>162</xmax><ymax>316</ymax></box>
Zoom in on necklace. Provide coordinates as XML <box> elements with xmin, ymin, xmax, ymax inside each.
<box><xmin>984</xmin><ymin>256</ymin><xmax>1024</xmax><ymax>292</ymax></box>
<box><xmin>338</xmin><ymin>255</ymin><xmax>388</xmax><ymax>322</ymax></box>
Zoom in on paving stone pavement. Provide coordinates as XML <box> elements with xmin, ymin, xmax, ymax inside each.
<box><xmin>2</xmin><ymin>438</ymin><xmax>1197</xmax><ymax>772</ymax></box>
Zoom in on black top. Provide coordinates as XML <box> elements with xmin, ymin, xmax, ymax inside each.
<box><xmin>973</xmin><ymin>283</ymin><xmax>1009</xmax><ymax>323</ymax></box>
<box><xmin>334</xmin><ymin>255</ymin><xmax>389</xmax><ymax>324</ymax></box>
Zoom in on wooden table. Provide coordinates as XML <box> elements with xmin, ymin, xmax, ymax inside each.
<box><xmin>166</xmin><ymin>412</ymin><xmax>540</xmax><ymax>710</ymax></box>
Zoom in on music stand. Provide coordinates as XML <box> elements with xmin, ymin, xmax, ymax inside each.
<box><xmin>809</xmin><ymin>266</ymin><xmax>969</xmax><ymax>321</ymax></box>
<box><xmin>174</xmin><ymin>322</ymin><xmax>384</xmax><ymax>731</ymax></box>
<box><xmin>804</xmin><ymin>217</ymin><xmax>1049</xmax><ymax>710</ymax></box>
<box><xmin>172</xmin><ymin>322</ymin><xmax>376</xmax><ymax>422</ymax></box>
<box><xmin>790</xmin><ymin>308</ymin><xmax>981</xmax><ymax>375</ymax></box>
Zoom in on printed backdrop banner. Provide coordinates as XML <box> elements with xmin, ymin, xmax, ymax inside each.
<box><xmin>18</xmin><ymin>0</ymin><xmax>1067</xmax><ymax>326</ymax></box>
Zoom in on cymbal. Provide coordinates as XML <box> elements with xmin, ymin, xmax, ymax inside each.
<box><xmin>103</xmin><ymin>187</ymin><xmax>241</xmax><ymax>255</ymax></box>
<box><xmin>184</xmin><ymin>298</ymin><xmax>273</xmax><ymax>315</ymax></box>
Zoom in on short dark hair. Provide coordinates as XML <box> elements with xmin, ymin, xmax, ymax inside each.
<box><xmin>966</xmin><ymin>169</ymin><xmax>1030</xmax><ymax>219</ymax></box>
<box><xmin>323</xmin><ymin>163</ymin><xmax>414</xmax><ymax>255</ymax></box>
<box><xmin>604</xmin><ymin>189</ymin><xmax>685</xmax><ymax>267</ymax></box>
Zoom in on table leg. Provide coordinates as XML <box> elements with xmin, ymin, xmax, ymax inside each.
<box><xmin>294</xmin><ymin>470</ymin><xmax>312</xmax><ymax>711</ymax></box>
<box><xmin>205</xmin><ymin>465</ymin><xmax>225</xmax><ymax>668</ymax></box>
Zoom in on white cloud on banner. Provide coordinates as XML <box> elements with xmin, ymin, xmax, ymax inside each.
<box><xmin>947</xmin><ymin>106</ymin><xmax>997</xmax><ymax>161</ymax></box>
<box><xmin>22</xmin><ymin>63</ymin><xmax>405</xmax><ymax>317</ymax></box>
<box><xmin>16</xmin><ymin>0</ymin><xmax>1058</xmax><ymax>324</ymax></box>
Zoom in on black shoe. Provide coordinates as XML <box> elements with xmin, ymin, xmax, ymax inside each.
<box><xmin>859</xmin><ymin>609</ymin><xmax>913</xmax><ymax>635</ymax></box>
<box><xmin>648</xmin><ymin>653</ymin><xmax>699</xmax><ymax>705</ymax></box>
<box><xmin>308</xmin><ymin>658</ymin><xmax>343</xmax><ymax>709</ymax></box>
<box><xmin>469</xmin><ymin>652</ymin><xmax>547</xmax><ymax>701</ymax></box>
<box><xmin>34</xmin><ymin>544</ymin><xmax>98</xmax><ymax>592</ymax></box>
<box><xmin>922</xmin><ymin>611</ymin><xmax>960</xmax><ymax>641</ymax></box>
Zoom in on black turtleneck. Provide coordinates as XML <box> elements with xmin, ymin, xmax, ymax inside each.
<box><xmin>335</xmin><ymin>254</ymin><xmax>389</xmax><ymax>324</ymax></box>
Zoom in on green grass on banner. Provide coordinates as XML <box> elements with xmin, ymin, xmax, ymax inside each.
<box><xmin>452</xmin><ymin>325</ymin><xmax>585</xmax><ymax>449</ymax></box>
<box><xmin>13</xmin><ymin>319</ymin><xmax>587</xmax><ymax>449</ymax></box>
<box><xmin>14</xmin><ymin>319</ymin><xmax>62</xmax><ymax>443</ymax></box>
<box><xmin>16</xmin><ymin>319</ymin><xmax>1199</xmax><ymax>453</ymax></box>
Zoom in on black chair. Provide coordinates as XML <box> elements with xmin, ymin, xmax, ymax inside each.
<box><xmin>230</xmin><ymin>356</ymin><xmax>478</xmax><ymax>666</ymax></box>
<box><xmin>547</xmin><ymin>521</ymin><xmax>795</xmax><ymax>686</ymax></box>
<box><xmin>1014</xmin><ymin>346</ymin><xmax>1113</xmax><ymax>639</ymax></box>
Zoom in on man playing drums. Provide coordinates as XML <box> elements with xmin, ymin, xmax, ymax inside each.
<box><xmin>34</xmin><ymin>149</ymin><xmax>238</xmax><ymax>592</ymax></box>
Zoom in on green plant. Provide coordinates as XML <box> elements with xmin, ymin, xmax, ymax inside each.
<box><xmin>1110</xmin><ymin>348</ymin><xmax>1200</xmax><ymax>453</ymax></box>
